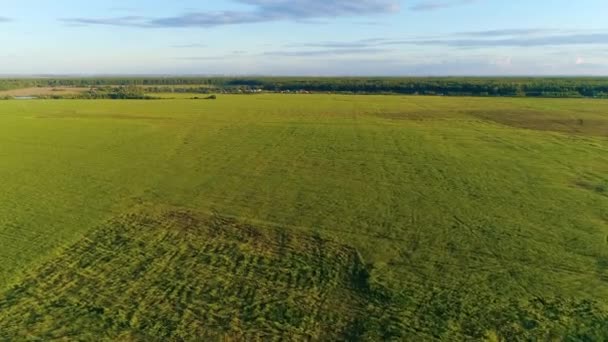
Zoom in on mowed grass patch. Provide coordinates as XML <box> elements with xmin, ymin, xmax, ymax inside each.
<box><xmin>467</xmin><ymin>108</ymin><xmax>608</xmax><ymax>136</ymax></box>
<box><xmin>462</xmin><ymin>97</ymin><xmax>608</xmax><ymax>136</ymax></box>
<box><xmin>0</xmin><ymin>207</ymin><xmax>397</xmax><ymax>341</ymax></box>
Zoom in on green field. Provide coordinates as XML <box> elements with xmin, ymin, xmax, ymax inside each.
<box><xmin>1</xmin><ymin>95</ymin><xmax>608</xmax><ymax>339</ymax></box>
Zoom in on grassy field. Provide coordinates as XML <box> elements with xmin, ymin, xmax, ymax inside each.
<box><xmin>0</xmin><ymin>95</ymin><xmax>607</xmax><ymax>339</ymax></box>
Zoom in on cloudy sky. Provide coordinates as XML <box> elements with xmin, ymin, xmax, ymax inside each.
<box><xmin>1</xmin><ymin>0</ymin><xmax>607</xmax><ymax>75</ymax></box>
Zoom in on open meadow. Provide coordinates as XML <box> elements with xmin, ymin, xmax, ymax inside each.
<box><xmin>0</xmin><ymin>94</ymin><xmax>607</xmax><ymax>339</ymax></box>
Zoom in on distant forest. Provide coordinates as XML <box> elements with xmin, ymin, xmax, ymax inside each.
<box><xmin>2</xmin><ymin>77</ymin><xmax>608</xmax><ymax>98</ymax></box>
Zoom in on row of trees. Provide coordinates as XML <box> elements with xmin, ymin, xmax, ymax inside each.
<box><xmin>78</xmin><ymin>86</ymin><xmax>155</xmax><ymax>99</ymax></box>
<box><xmin>223</xmin><ymin>77</ymin><xmax>608</xmax><ymax>97</ymax></box>
<box><xmin>2</xmin><ymin>77</ymin><xmax>608</xmax><ymax>98</ymax></box>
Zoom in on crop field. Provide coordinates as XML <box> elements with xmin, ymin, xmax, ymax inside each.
<box><xmin>0</xmin><ymin>94</ymin><xmax>608</xmax><ymax>339</ymax></box>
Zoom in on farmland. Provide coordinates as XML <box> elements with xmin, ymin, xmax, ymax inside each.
<box><xmin>0</xmin><ymin>94</ymin><xmax>607</xmax><ymax>339</ymax></box>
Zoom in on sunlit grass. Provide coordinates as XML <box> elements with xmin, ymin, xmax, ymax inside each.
<box><xmin>0</xmin><ymin>95</ymin><xmax>607</xmax><ymax>339</ymax></box>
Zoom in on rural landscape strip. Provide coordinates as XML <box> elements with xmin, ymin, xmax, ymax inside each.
<box><xmin>2</xmin><ymin>77</ymin><xmax>608</xmax><ymax>99</ymax></box>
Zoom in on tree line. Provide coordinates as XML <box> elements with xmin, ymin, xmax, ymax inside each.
<box><xmin>2</xmin><ymin>77</ymin><xmax>608</xmax><ymax>98</ymax></box>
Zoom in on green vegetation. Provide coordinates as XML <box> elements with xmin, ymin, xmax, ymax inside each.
<box><xmin>0</xmin><ymin>208</ymin><xmax>390</xmax><ymax>340</ymax></box>
<box><xmin>77</xmin><ymin>86</ymin><xmax>157</xmax><ymax>99</ymax></box>
<box><xmin>2</xmin><ymin>77</ymin><xmax>608</xmax><ymax>98</ymax></box>
<box><xmin>0</xmin><ymin>95</ymin><xmax>607</xmax><ymax>339</ymax></box>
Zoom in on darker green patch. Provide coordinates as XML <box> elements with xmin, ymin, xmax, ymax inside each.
<box><xmin>35</xmin><ymin>113</ymin><xmax>171</xmax><ymax>121</ymax></box>
<box><xmin>392</xmin><ymin>285</ymin><xmax>608</xmax><ymax>340</ymax></box>
<box><xmin>576</xmin><ymin>179</ymin><xmax>608</xmax><ymax>197</ymax></box>
<box><xmin>373</xmin><ymin>112</ymin><xmax>431</xmax><ymax>120</ymax></box>
<box><xmin>467</xmin><ymin>109</ymin><xmax>608</xmax><ymax>136</ymax></box>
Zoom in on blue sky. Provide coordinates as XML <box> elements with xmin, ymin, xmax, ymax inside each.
<box><xmin>1</xmin><ymin>0</ymin><xmax>607</xmax><ymax>75</ymax></box>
